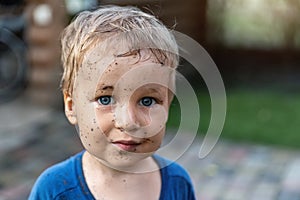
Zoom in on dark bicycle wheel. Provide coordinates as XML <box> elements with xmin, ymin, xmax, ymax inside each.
<box><xmin>0</xmin><ymin>0</ymin><xmax>27</xmax><ymax>104</ymax></box>
<box><xmin>0</xmin><ymin>27</ymin><xmax>28</xmax><ymax>103</ymax></box>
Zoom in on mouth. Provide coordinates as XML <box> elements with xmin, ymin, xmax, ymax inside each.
<box><xmin>112</xmin><ymin>140</ymin><xmax>142</xmax><ymax>152</ymax></box>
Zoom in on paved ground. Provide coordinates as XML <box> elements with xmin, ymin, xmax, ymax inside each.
<box><xmin>1</xmin><ymin>96</ymin><xmax>300</xmax><ymax>200</ymax></box>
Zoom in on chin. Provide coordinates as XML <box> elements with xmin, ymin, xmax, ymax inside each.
<box><xmin>104</xmin><ymin>150</ymin><xmax>154</xmax><ymax>172</ymax></box>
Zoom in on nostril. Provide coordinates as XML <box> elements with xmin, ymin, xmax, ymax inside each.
<box><xmin>113</xmin><ymin>105</ymin><xmax>141</xmax><ymax>132</ymax></box>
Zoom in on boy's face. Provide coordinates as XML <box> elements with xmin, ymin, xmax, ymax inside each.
<box><xmin>65</xmin><ymin>49</ymin><xmax>174</xmax><ymax>170</ymax></box>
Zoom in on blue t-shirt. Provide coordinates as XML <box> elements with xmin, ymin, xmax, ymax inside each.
<box><xmin>29</xmin><ymin>151</ymin><xmax>196</xmax><ymax>200</ymax></box>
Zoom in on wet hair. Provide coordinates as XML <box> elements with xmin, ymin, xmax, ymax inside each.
<box><xmin>60</xmin><ymin>5</ymin><xmax>179</xmax><ymax>94</ymax></box>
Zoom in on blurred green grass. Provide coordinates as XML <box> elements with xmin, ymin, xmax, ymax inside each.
<box><xmin>167</xmin><ymin>88</ymin><xmax>300</xmax><ymax>149</ymax></box>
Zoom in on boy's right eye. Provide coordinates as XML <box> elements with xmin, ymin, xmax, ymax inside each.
<box><xmin>97</xmin><ymin>96</ymin><xmax>115</xmax><ymax>105</ymax></box>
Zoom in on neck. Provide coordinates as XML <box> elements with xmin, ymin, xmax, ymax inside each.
<box><xmin>82</xmin><ymin>151</ymin><xmax>162</xmax><ymax>200</ymax></box>
<box><xmin>83</xmin><ymin>151</ymin><xmax>159</xmax><ymax>178</ymax></box>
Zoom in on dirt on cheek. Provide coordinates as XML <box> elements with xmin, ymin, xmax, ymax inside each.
<box><xmin>145</xmin><ymin>138</ymin><xmax>155</xmax><ymax>144</ymax></box>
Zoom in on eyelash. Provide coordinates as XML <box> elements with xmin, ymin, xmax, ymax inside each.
<box><xmin>96</xmin><ymin>96</ymin><xmax>158</xmax><ymax>107</ymax></box>
<box><xmin>139</xmin><ymin>97</ymin><xmax>157</xmax><ymax>107</ymax></box>
<box><xmin>97</xmin><ymin>96</ymin><xmax>115</xmax><ymax>105</ymax></box>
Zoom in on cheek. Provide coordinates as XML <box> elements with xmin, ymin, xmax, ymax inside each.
<box><xmin>140</xmin><ymin>104</ymin><xmax>169</xmax><ymax>138</ymax></box>
<box><xmin>77</xmin><ymin>106</ymin><xmax>114</xmax><ymax>145</ymax></box>
<box><xmin>141</xmin><ymin>127</ymin><xmax>165</xmax><ymax>153</ymax></box>
<box><xmin>152</xmin><ymin>127</ymin><xmax>165</xmax><ymax>144</ymax></box>
<box><xmin>136</xmin><ymin>108</ymin><xmax>152</xmax><ymax>126</ymax></box>
<box><xmin>95</xmin><ymin>108</ymin><xmax>114</xmax><ymax>136</ymax></box>
<box><xmin>78</xmin><ymin>114</ymin><xmax>113</xmax><ymax>153</ymax></box>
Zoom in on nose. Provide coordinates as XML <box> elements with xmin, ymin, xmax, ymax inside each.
<box><xmin>113</xmin><ymin>103</ymin><xmax>140</xmax><ymax>132</ymax></box>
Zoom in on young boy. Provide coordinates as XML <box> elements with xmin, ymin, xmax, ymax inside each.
<box><xmin>29</xmin><ymin>5</ymin><xmax>196</xmax><ymax>200</ymax></box>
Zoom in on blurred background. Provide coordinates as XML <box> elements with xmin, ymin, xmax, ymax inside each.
<box><xmin>0</xmin><ymin>0</ymin><xmax>300</xmax><ymax>199</ymax></box>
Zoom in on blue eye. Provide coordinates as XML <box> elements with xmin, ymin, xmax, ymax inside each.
<box><xmin>139</xmin><ymin>97</ymin><xmax>156</xmax><ymax>107</ymax></box>
<box><xmin>97</xmin><ymin>96</ymin><xmax>114</xmax><ymax>105</ymax></box>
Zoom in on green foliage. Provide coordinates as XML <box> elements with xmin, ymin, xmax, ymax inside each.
<box><xmin>207</xmin><ymin>0</ymin><xmax>300</xmax><ymax>48</ymax></box>
<box><xmin>167</xmin><ymin>89</ymin><xmax>300</xmax><ymax>149</ymax></box>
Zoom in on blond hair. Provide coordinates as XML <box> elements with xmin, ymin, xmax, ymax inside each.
<box><xmin>60</xmin><ymin>5</ymin><xmax>179</xmax><ymax>94</ymax></box>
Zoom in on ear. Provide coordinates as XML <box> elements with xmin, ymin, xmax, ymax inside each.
<box><xmin>63</xmin><ymin>92</ymin><xmax>78</xmax><ymax>125</ymax></box>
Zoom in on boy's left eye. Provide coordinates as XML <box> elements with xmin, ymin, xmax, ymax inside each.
<box><xmin>139</xmin><ymin>97</ymin><xmax>157</xmax><ymax>107</ymax></box>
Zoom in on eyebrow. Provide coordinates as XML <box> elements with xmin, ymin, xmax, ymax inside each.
<box><xmin>147</xmin><ymin>88</ymin><xmax>161</xmax><ymax>93</ymax></box>
<box><xmin>142</xmin><ymin>87</ymin><xmax>167</xmax><ymax>96</ymax></box>
<box><xmin>99</xmin><ymin>85</ymin><xmax>114</xmax><ymax>90</ymax></box>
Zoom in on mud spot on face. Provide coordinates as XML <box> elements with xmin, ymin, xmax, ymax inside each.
<box><xmin>118</xmin><ymin>150</ymin><xmax>128</xmax><ymax>158</ymax></box>
<box><xmin>145</xmin><ymin>138</ymin><xmax>155</xmax><ymax>144</ymax></box>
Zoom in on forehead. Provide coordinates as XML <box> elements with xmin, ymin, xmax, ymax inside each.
<box><xmin>97</xmin><ymin>55</ymin><xmax>173</xmax><ymax>91</ymax></box>
<box><xmin>81</xmin><ymin>44</ymin><xmax>172</xmax><ymax>80</ymax></box>
<box><xmin>74</xmin><ymin>43</ymin><xmax>175</xmax><ymax>100</ymax></box>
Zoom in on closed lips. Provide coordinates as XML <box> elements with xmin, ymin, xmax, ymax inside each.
<box><xmin>112</xmin><ymin>140</ymin><xmax>142</xmax><ymax>151</ymax></box>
